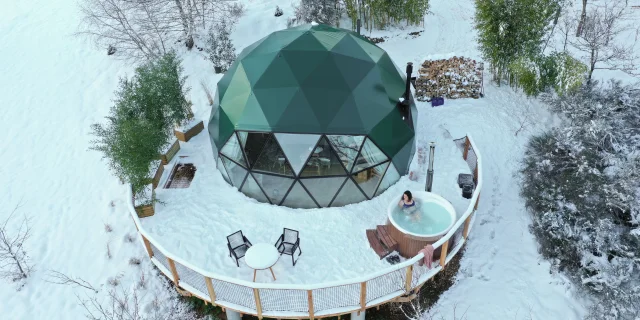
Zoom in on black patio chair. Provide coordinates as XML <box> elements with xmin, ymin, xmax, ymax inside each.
<box><xmin>227</xmin><ymin>230</ymin><xmax>252</xmax><ymax>267</ymax></box>
<box><xmin>274</xmin><ymin>228</ymin><xmax>302</xmax><ymax>266</ymax></box>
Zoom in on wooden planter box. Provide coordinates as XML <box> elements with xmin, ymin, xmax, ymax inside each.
<box><xmin>133</xmin><ymin>188</ymin><xmax>156</xmax><ymax>218</ymax></box>
<box><xmin>174</xmin><ymin>121</ymin><xmax>204</xmax><ymax>142</ymax></box>
<box><xmin>160</xmin><ymin>140</ymin><xmax>181</xmax><ymax>165</ymax></box>
<box><xmin>134</xmin><ymin>204</ymin><xmax>155</xmax><ymax>218</ymax></box>
<box><xmin>152</xmin><ymin>163</ymin><xmax>165</xmax><ymax>189</ymax></box>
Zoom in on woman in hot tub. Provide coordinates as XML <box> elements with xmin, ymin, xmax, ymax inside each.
<box><xmin>398</xmin><ymin>190</ymin><xmax>420</xmax><ymax>219</ymax></box>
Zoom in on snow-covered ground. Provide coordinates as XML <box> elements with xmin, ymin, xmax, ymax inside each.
<box><xmin>4</xmin><ymin>0</ymin><xmax>633</xmax><ymax>318</ymax></box>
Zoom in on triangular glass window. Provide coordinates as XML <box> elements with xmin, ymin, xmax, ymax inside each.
<box><xmin>243</xmin><ymin>132</ymin><xmax>270</xmax><ymax>168</ymax></box>
<box><xmin>221</xmin><ymin>156</ymin><xmax>248</xmax><ymax>188</ymax></box>
<box><xmin>352</xmin><ymin>138</ymin><xmax>388</xmax><ymax>173</ymax></box>
<box><xmin>253</xmin><ymin>173</ymin><xmax>295</xmax><ymax>205</ymax></box>
<box><xmin>220</xmin><ymin>133</ymin><xmax>247</xmax><ymax>167</ymax></box>
<box><xmin>253</xmin><ymin>136</ymin><xmax>294</xmax><ymax>176</ymax></box>
<box><xmin>352</xmin><ymin>161</ymin><xmax>389</xmax><ymax>198</ymax></box>
<box><xmin>330</xmin><ymin>178</ymin><xmax>367</xmax><ymax>207</ymax></box>
<box><xmin>300</xmin><ymin>177</ymin><xmax>346</xmax><ymax>207</ymax></box>
<box><xmin>300</xmin><ymin>136</ymin><xmax>347</xmax><ymax>177</ymax></box>
<box><xmin>326</xmin><ymin>135</ymin><xmax>365</xmax><ymax>173</ymax></box>
<box><xmin>274</xmin><ymin>133</ymin><xmax>321</xmax><ymax>175</ymax></box>
<box><xmin>217</xmin><ymin>156</ymin><xmax>231</xmax><ymax>184</ymax></box>
<box><xmin>375</xmin><ymin>163</ymin><xmax>400</xmax><ymax>197</ymax></box>
<box><xmin>281</xmin><ymin>181</ymin><xmax>318</xmax><ymax>209</ymax></box>
<box><xmin>237</xmin><ymin>131</ymin><xmax>248</xmax><ymax>148</ymax></box>
<box><xmin>240</xmin><ymin>173</ymin><xmax>270</xmax><ymax>204</ymax></box>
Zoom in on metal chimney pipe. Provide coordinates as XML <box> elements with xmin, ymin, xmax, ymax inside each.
<box><xmin>426</xmin><ymin>142</ymin><xmax>435</xmax><ymax>192</ymax></box>
<box><xmin>405</xmin><ymin>62</ymin><xmax>413</xmax><ymax>102</ymax></box>
<box><xmin>357</xmin><ymin>19</ymin><xmax>361</xmax><ymax>35</ymax></box>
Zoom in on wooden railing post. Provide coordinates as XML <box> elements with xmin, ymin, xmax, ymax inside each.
<box><xmin>308</xmin><ymin>290</ymin><xmax>315</xmax><ymax>319</ymax></box>
<box><xmin>253</xmin><ymin>288</ymin><xmax>263</xmax><ymax>319</ymax></box>
<box><xmin>474</xmin><ymin>192</ymin><xmax>481</xmax><ymax>210</ymax></box>
<box><xmin>359</xmin><ymin>282</ymin><xmax>367</xmax><ymax>314</ymax></box>
<box><xmin>204</xmin><ymin>277</ymin><xmax>216</xmax><ymax>305</ymax></box>
<box><xmin>463</xmin><ymin>136</ymin><xmax>470</xmax><ymax>160</ymax></box>
<box><xmin>142</xmin><ymin>236</ymin><xmax>154</xmax><ymax>258</ymax></box>
<box><xmin>463</xmin><ymin>212</ymin><xmax>474</xmax><ymax>239</ymax></box>
<box><xmin>439</xmin><ymin>240</ymin><xmax>449</xmax><ymax>268</ymax></box>
<box><xmin>167</xmin><ymin>258</ymin><xmax>180</xmax><ymax>285</ymax></box>
<box><xmin>473</xmin><ymin>165</ymin><xmax>479</xmax><ymax>183</ymax></box>
<box><xmin>405</xmin><ymin>265</ymin><xmax>413</xmax><ymax>292</ymax></box>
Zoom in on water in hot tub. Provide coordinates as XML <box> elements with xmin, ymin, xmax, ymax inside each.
<box><xmin>391</xmin><ymin>201</ymin><xmax>453</xmax><ymax>235</ymax></box>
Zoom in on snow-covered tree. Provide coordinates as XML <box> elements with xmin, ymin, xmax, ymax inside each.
<box><xmin>570</xmin><ymin>0</ymin><xmax>639</xmax><ymax>83</ymax></box>
<box><xmin>294</xmin><ymin>0</ymin><xmax>339</xmax><ymax>25</ymax></box>
<box><xmin>475</xmin><ymin>0</ymin><xmax>564</xmax><ymax>83</ymax></box>
<box><xmin>205</xmin><ymin>20</ymin><xmax>237</xmax><ymax>73</ymax></box>
<box><xmin>78</xmin><ymin>0</ymin><xmax>243</xmax><ymax>60</ymax></box>
<box><xmin>521</xmin><ymin>81</ymin><xmax>640</xmax><ymax>319</ymax></box>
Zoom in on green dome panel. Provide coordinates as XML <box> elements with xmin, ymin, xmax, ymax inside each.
<box><xmin>208</xmin><ymin>24</ymin><xmax>417</xmax><ymax>207</ymax></box>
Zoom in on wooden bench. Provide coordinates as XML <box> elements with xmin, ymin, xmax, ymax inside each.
<box><xmin>366</xmin><ymin>225</ymin><xmax>398</xmax><ymax>259</ymax></box>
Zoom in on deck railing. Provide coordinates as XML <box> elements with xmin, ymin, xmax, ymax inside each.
<box><xmin>128</xmin><ymin>134</ymin><xmax>482</xmax><ymax>319</ymax></box>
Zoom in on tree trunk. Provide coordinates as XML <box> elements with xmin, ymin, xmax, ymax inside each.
<box><xmin>174</xmin><ymin>0</ymin><xmax>190</xmax><ymax>39</ymax></box>
<box><xmin>576</xmin><ymin>0</ymin><xmax>588</xmax><ymax>37</ymax></box>
<box><xmin>587</xmin><ymin>49</ymin><xmax>596</xmax><ymax>84</ymax></box>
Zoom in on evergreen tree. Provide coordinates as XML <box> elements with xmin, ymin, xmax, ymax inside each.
<box><xmin>206</xmin><ymin>20</ymin><xmax>237</xmax><ymax>73</ymax></box>
<box><xmin>475</xmin><ymin>0</ymin><xmax>562</xmax><ymax>82</ymax></box>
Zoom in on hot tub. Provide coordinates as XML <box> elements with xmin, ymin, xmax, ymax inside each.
<box><xmin>386</xmin><ymin>191</ymin><xmax>457</xmax><ymax>257</ymax></box>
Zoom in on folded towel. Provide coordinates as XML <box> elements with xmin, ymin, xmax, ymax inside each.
<box><xmin>417</xmin><ymin>245</ymin><xmax>434</xmax><ymax>269</ymax></box>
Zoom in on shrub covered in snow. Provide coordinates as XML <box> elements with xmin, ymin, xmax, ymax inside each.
<box><xmin>90</xmin><ymin>52</ymin><xmax>191</xmax><ymax>202</ymax></box>
<box><xmin>205</xmin><ymin>19</ymin><xmax>237</xmax><ymax>73</ymax></box>
<box><xmin>521</xmin><ymin>81</ymin><xmax>640</xmax><ymax>319</ymax></box>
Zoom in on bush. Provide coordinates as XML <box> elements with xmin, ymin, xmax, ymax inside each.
<box><xmin>508</xmin><ymin>52</ymin><xmax>587</xmax><ymax>97</ymax></box>
<box><xmin>206</xmin><ymin>19</ymin><xmax>237</xmax><ymax>73</ymax></box>
<box><xmin>91</xmin><ymin>52</ymin><xmax>191</xmax><ymax>202</ymax></box>
<box><xmin>522</xmin><ymin>81</ymin><xmax>640</xmax><ymax>319</ymax></box>
<box><xmin>553</xmin><ymin>52</ymin><xmax>588</xmax><ymax>95</ymax></box>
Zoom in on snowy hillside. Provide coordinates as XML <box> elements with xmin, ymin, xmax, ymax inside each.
<box><xmin>2</xmin><ymin>0</ymin><xmax>635</xmax><ymax>319</ymax></box>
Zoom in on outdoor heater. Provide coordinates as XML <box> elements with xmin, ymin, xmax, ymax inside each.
<box><xmin>426</xmin><ymin>142</ymin><xmax>435</xmax><ymax>192</ymax></box>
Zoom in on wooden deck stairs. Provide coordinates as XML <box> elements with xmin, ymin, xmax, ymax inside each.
<box><xmin>366</xmin><ymin>225</ymin><xmax>398</xmax><ymax>259</ymax></box>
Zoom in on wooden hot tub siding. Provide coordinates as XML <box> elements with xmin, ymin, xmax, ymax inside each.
<box><xmin>386</xmin><ymin>220</ymin><xmax>449</xmax><ymax>259</ymax></box>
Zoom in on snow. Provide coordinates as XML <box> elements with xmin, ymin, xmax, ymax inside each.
<box><xmin>2</xmin><ymin>0</ymin><xmax>622</xmax><ymax>318</ymax></box>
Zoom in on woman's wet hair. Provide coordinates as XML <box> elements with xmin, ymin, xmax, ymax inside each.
<box><xmin>403</xmin><ymin>190</ymin><xmax>413</xmax><ymax>201</ymax></box>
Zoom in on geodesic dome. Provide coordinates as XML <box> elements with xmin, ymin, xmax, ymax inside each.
<box><xmin>208</xmin><ymin>24</ymin><xmax>417</xmax><ymax>208</ymax></box>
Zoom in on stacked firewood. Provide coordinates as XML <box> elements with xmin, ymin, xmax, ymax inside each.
<box><xmin>414</xmin><ymin>56</ymin><xmax>484</xmax><ymax>101</ymax></box>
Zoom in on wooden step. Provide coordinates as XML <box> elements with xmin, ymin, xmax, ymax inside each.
<box><xmin>366</xmin><ymin>229</ymin><xmax>391</xmax><ymax>259</ymax></box>
<box><xmin>376</xmin><ymin>225</ymin><xmax>398</xmax><ymax>252</ymax></box>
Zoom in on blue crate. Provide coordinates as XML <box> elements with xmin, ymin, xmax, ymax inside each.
<box><xmin>431</xmin><ymin>97</ymin><xmax>444</xmax><ymax>107</ymax></box>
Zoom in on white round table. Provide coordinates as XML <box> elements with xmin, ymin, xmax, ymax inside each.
<box><xmin>245</xmin><ymin>243</ymin><xmax>280</xmax><ymax>282</ymax></box>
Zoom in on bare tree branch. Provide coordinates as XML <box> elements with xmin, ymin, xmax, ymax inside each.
<box><xmin>0</xmin><ymin>205</ymin><xmax>34</xmax><ymax>286</ymax></box>
<box><xmin>46</xmin><ymin>270</ymin><xmax>99</xmax><ymax>293</ymax></box>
